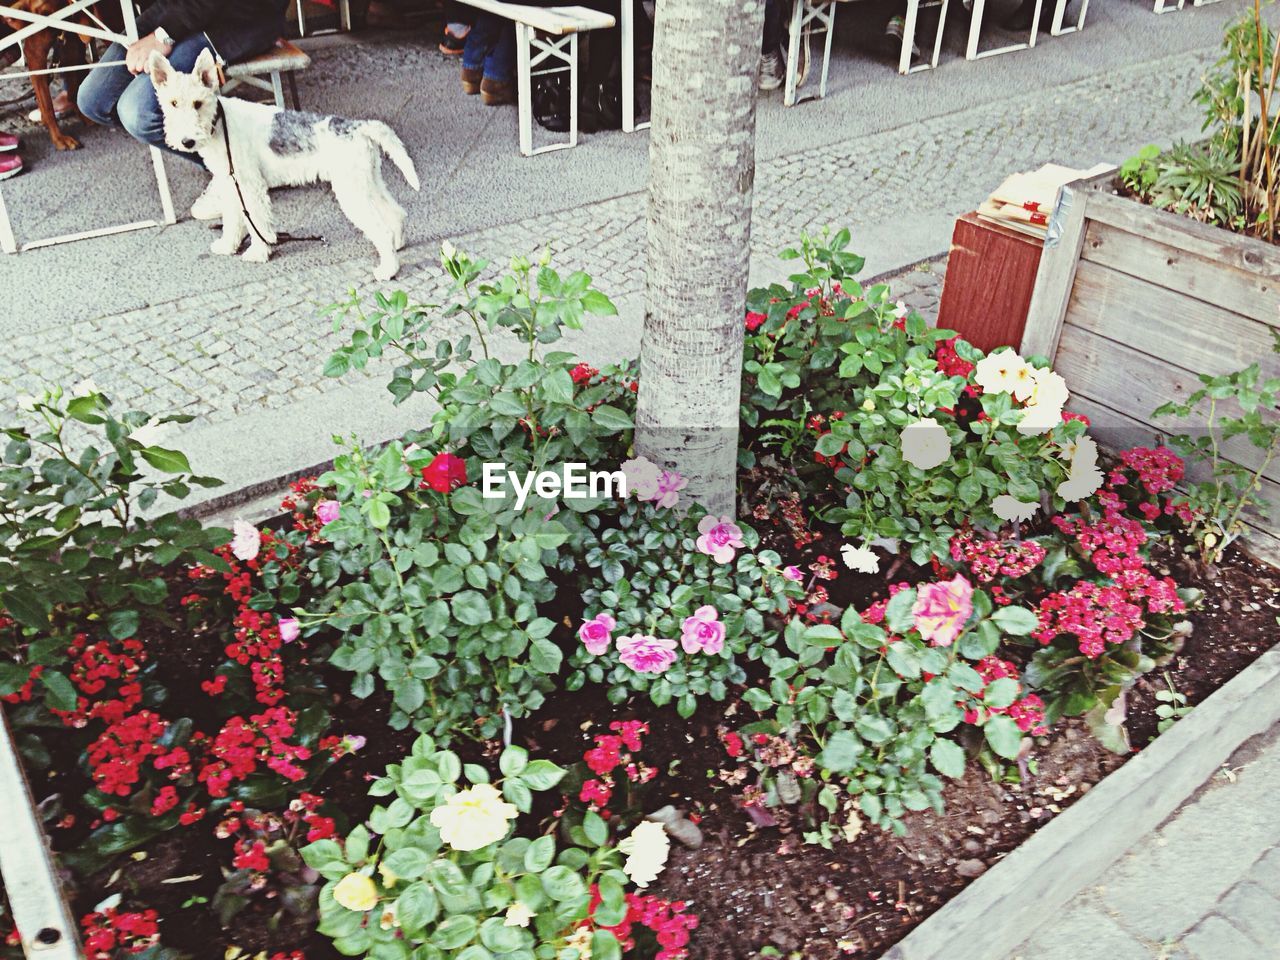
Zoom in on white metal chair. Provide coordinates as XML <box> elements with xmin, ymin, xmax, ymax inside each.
<box><xmin>294</xmin><ymin>0</ymin><xmax>351</xmax><ymax>38</ymax></box>
<box><xmin>782</xmin><ymin>0</ymin><xmax>949</xmax><ymax>106</ymax></box>
<box><xmin>222</xmin><ymin>40</ymin><xmax>311</xmax><ymax>109</ymax></box>
<box><xmin>966</xmin><ymin>0</ymin><xmax>1082</xmax><ymax>60</ymax></box>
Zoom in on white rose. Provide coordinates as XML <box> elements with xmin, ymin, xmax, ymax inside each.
<box><xmin>992</xmin><ymin>495</ymin><xmax>1040</xmax><ymax>524</ymax></box>
<box><xmin>973</xmin><ymin>348</ymin><xmax>1033</xmax><ymax>398</ymax></box>
<box><xmin>900</xmin><ymin>417</ymin><xmax>952</xmax><ymax>470</ymax></box>
<box><xmin>1057</xmin><ymin>435</ymin><xmax>1105</xmax><ymax>503</ymax></box>
<box><xmin>618</xmin><ymin>820</ymin><xmax>670</xmax><ymax>889</ymax></box>
<box><xmin>429</xmin><ymin>783</ymin><xmax>518</xmax><ymax>852</ymax></box>
<box><xmin>1017</xmin><ymin>368</ymin><xmax>1070</xmax><ymax>436</ymax></box>
<box><xmin>840</xmin><ymin>543</ymin><xmax>881</xmax><ymax>574</ymax></box>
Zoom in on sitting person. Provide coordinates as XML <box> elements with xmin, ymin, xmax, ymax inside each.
<box><xmin>77</xmin><ymin>0</ymin><xmax>286</xmax><ymax>214</ymax></box>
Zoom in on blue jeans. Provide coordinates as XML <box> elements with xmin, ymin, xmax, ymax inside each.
<box><xmin>77</xmin><ymin>32</ymin><xmax>217</xmax><ymax>162</ymax></box>
<box><xmin>461</xmin><ymin>12</ymin><xmax>514</xmax><ymax>83</ymax></box>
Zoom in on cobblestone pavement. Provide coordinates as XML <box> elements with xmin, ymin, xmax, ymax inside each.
<box><xmin>2</xmin><ymin>45</ymin><xmax>1210</xmax><ymax>426</ymax></box>
<box><xmin>1008</xmin><ymin>723</ymin><xmax>1280</xmax><ymax>960</ymax></box>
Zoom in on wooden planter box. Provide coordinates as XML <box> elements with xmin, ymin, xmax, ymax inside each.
<box><xmin>1021</xmin><ymin>173</ymin><xmax>1280</xmax><ymax>564</ymax></box>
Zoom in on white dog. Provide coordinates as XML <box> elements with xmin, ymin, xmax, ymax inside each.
<box><xmin>148</xmin><ymin>48</ymin><xmax>419</xmax><ymax>280</ymax></box>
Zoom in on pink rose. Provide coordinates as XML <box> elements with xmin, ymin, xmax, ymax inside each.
<box><xmin>652</xmin><ymin>470</ymin><xmax>688</xmax><ymax>509</ymax></box>
<box><xmin>578</xmin><ymin>614</ymin><xmax>617</xmax><ymax>656</ymax></box>
<box><xmin>230</xmin><ymin>519</ymin><xmax>260</xmax><ymax>562</ymax></box>
<box><xmin>278</xmin><ymin>617</ymin><xmax>301</xmax><ymax>643</ymax></box>
<box><xmin>316</xmin><ymin>500</ymin><xmax>340</xmax><ymax>524</ymax></box>
<box><xmin>681</xmin><ymin>605</ymin><xmax>726</xmax><ymax>655</ymax></box>
<box><xmin>696</xmin><ymin>515</ymin><xmax>745</xmax><ymax>565</ymax></box>
<box><xmin>911</xmin><ymin>574</ymin><xmax>975</xmax><ymax>647</ymax></box>
<box><xmin>616</xmin><ymin>634</ymin><xmax>679</xmax><ymax>674</ymax></box>
<box><xmin>783</xmin><ymin>565</ymin><xmax>804</xmax><ymax>582</ymax></box>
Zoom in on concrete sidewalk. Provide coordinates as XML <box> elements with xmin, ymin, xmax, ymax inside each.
<box><xmin>1007</xmin><ymin>723</ymin><xmax>1280</xmax><ymax>960</ymax></box>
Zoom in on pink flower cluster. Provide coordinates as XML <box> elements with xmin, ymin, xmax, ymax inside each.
<box><xmin>949</xmin><ymin>529</ymin><xmax>1046</xmax><ymax>583</ymax></box>
<box><xmin>960</xmin><ymin>656</ymin><xmax>1049</xmax><ymax>735</ymax></box>
<box><xmin>1110</xmin><ymin>446</ymin><xmax>1185</xmax><ymax>496</ymax></box>
<box><xmin>579</xmin><ymin>606</ymin><xmax>728</xmax><ymax>673</ymax></box>
<box><xmin>578</xmin><ymin>721</ymin><xmax>655</xmax><ymax>812</ymax></box>
<box><xmin>592</xmin><ymin>890</ymin><xmax>700</xmax><ymax>960</ymax></box>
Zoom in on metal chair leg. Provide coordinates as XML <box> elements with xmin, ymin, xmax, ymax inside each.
<box><xmin>287</xmin><ymin>71</ymin><xmax>301</xmax><ymax>110</ymax></box>
<box><xmin>783</xmin><ymin>0</ymin><xmax>804</xmax><ymax>107</ymax></box>
<box><xmin>516</xmin><ymin>22</ymin><xmax>534</xmax><ymax>157</ymax></box>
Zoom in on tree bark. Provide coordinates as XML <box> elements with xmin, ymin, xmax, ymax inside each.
<box><xmin>635</xmin><ymin>0</ymin><xmax>766</xmax><ymax>518</ymax></box>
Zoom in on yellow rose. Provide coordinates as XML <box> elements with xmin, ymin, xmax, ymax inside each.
<box><xmin>333</xmin><ymin>872</ymin><xmax>379</xmax><ymax>912</ymax></box>
<box><xmin>429</xmin><ymin>783</ymin><xmax>518</xmax><ymax>852</ymax></box>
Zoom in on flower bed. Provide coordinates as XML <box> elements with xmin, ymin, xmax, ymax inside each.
<box><xmin>2</xmin><ymin>235</ymin><xmax>1277</xmax><ymax>960</ymax></box>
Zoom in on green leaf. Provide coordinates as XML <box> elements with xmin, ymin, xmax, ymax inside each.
<box><xmin>2</xmin><ymin>587</ymin><xmax>49</xmax><ymax>629</ymax></box>
<box><xmin>929</xmin><ymin>738</ymin><xmax>966</xmax><ymax>779</ymax></box>
<box><xmin>541</xmin><ymin>865</ymin><xmax>586</xmax><ymax>902</ymax></box>
<box><xmin>499</xmin><ymin>745</ymin><xmax>529</xmax><ymax>777</ymax></box>
<box><xmin>452</xmin><ymin>591</ymin><xmax>490</xmax><ymax>626</ymax></box>
<box><xmin>983</xmin><ymin>677</ymin><xmax>1020</xmax><ymax>709</ymax></box>
<box><xmin>984</xmin><ymin>715</ymin><xmax>1024</xmax><ymax>760</ymax></box>
<box><xmin>40</xmin><ymin>670</ymin><xmax>78</xmax><ymax>712</ymax></box>
<box><xmin>816</xmin><ymin>730</ymin><xmax>862</xmax><ymax>774</ymax></box>
<box><xmin>591</xmin><ymin>931</ymin><xmax>622</xmax><ymax>960</ymax></box>
<box><xmin>393</xmin><ymin>882</ymin><xmax>439</xmax><ymax>934</ymax></box>
<box><xmin>885</xmin><ymin>588</ymin><xmax>917</xmax><ymax>634</ymax></box>
<box><xmin>383</xmin><ymin>847</ymin><xmax>432</xmax><ymax>880</ymax></box>
<box><xmin>855</xmin><ymin>714</ymin><xmax>895</xmax><ymax>744</ymax></box>
<box><xmin>591</xmin><ymin>405</ymin><xmax>634</xmax><ymax>433</ymax></box>
<box><xmin>582</xmin><ymin>810</ymin><xmax>607</xmax><ymax>847</ymax></box>
<box><xmin>528</xmin><ymin>638</ymin><xmax>563</xmax><ymax>674</ymax></box>
<box><xmin>107</xmin><ymin>608</ymin><xmax>141</xmax><ymax>640</ymax></box>
<box><xmin>523</xmin><ymin>835</ymin><xmax>555</xmax><ymax>873</ymax></box>
<box><xmin>431</xmin><ymin>914</ymin><xmax>478</xmax><ymax>950</ymax></box>
<box><xmin>520</xmin><ymin>760</ymin><xmax>566</xmax><ymax>791</ymax></box>
<box><xmin>991</xmin><ymin>605</ymin><xmax>1040</xmax><ymax>636</ymax></box>
<box><xmin>140</xmin><ymin>445</ymin><xmax>192</xmax><ymax>474</ymax></box>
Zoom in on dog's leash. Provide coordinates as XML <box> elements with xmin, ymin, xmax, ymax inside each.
<box><xmin>215</xmin><ymin>100</ymin><xmax>325</xmax><ymax>247</ymax></box>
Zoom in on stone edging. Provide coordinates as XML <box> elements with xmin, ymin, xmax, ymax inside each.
<box><xmin>879</xmin><ymin>643</ymin><xmax>1280</xmax><ymax>960</ymax></box>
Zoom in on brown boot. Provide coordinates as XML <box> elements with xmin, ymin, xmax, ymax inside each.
<box><xmin>480</xmin><ymin>77</ymin><xmax>516</xmax><ymax>106</ymax></box>
<box><xmin>461</xmin><ymin>67</ymin><xmax>482</xmax><ymax>95</ymax></box>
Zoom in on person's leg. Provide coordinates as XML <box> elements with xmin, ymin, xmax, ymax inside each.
<box><xmin>76</xmin><ymin>42</ymin><xmax>134</xmax><ymax>127</ymax></box>
<box><xmin>763</xmin><ymin>0</ymin><xmax>785</xmax><ymax>55</ymax></box>
<box><xmin>115</xmin><ymin>32</ymin><xmax>215</xmax><ymax>161</ymax></box>
<box><xmin>461</xmin><ymin>12</ymin><xmax>500</xmax><ymax>92</ymax></box>
<box><xmin>483</xmin><ymin>22</ymin><xmax>515</xmax><ymax>83</ymax></box>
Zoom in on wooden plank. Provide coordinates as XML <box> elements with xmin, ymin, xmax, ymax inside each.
<box><xmin>1079</xmin><ymin>220</ymin><xmax>1280</xmax><ymax>328</ymax></box>
<box><xmin>0</xmin><ymin>710</ymin><xmax>80</xmax><ymax>960</ymax></box>
<box><xmin>454</xmin><ymin>0</ymin><xmax>615</xmax><ymax>33</ymax></box>
<box><xmin>1055</xmin><ymin>326</ymin><xmax>1280</xmax><ymax>485</ymax></box>
<box><xmin>1021</xmin><ymin>182</ymin><xmax>1088</xmax><ymax>361</ymax></box>
<box><xmin>937</xmin><ymin>212</ymin><xmax>1044</xmax><ymax>353</ymax></box>
<box><xmin>1067</xmin><ymin>394</ymin><xmax>1280</xmax><ymax>564</ymax></box>
<box><xmin>1085</xmin><ymin>189</ymin><xmax>1280</xmax><ymax>281</ymax></box>
<box><xmin>1066</xmin><ymin>260</ymin><xmax>1280</xmax><ymax>378</ymax></box>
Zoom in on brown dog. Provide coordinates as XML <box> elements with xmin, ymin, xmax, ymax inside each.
<box><xmin>1</xmin><ymin>0</ymin><xmax>105</xmax><ymax>150</ymax></box>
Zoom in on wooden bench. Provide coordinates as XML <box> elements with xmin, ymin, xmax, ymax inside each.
<box><xmin>221</xmin><ymin>39</ymin><xmax>311</xmax><ymax>110</ymax></box>
<box><xmin>456</xmin><ymin>0</ymin><xmax>616</xmax><ymax>156</ymax></box>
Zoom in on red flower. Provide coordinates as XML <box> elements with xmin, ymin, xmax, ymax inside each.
<box><xmin>421</xmin><ymin>452</ymin><xmax>468</xmax><ymax>493</ymax></box>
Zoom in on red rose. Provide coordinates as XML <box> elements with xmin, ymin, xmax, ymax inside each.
<box><xmin>421</xmin><ymin>453</ymin><xmax>468</xmax><ymax>493</ymax></box>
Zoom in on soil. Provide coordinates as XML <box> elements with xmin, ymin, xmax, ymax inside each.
<box><xmin>6</xmin><ymin>522</ymin><xmax>1279</xmax><ymax>960</ymax></box>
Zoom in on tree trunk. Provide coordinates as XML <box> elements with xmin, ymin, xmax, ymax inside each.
<box><xmin>635</xmin><ymin>0</ymin><xmax>766</xmax><ymax>518</ymax></box>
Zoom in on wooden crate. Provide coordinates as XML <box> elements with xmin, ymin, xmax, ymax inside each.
<box><xmin>1022</xmin><ymin>173</ymin><xmax>1280</xmax><ymax>564</ymax></box>
<box><xmin>937</xmin><ymin>212</ymin><xmax>1044</xmax><ymax>353</ymax></box>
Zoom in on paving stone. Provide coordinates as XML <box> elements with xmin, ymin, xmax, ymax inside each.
<box><xmin>1213</xmin><ymin>882</ymin><xmax>1280</xmax><ymax>947</ymax></box>
<box><xmin>1246</xmin><ymin>847</ymin><xmax>1280</xmax><ymax>900</ymax></box>
<box><xmin>1180</xmin><ymin>915</ymin><xmax>1262</xmax><ymax>960</ymax></box>
<box><xmin>1011</xmin><ymin>901</ymin><xmax>1151</xmax><ymax>960</ymax></box>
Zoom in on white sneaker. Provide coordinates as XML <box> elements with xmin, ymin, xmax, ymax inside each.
<box><xmin>190</xmin><ymin>181</ymin><xmax>223</xmax><ymax>221</ymax></box>
<box><xmin>759</xmin><ymin>51</ymin><xmax>784</xmax><ymax>91</ymax></box>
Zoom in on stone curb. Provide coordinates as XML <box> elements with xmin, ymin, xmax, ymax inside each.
<box><xmin>879</xmin><ymin>642</ymin><xmax>1280</xmax><ymax>960</ymax></box>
